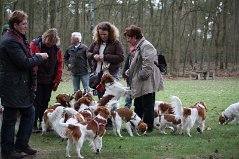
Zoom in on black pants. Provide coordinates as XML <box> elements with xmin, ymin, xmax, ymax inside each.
<box><xmin>1</xmin><ymin>106</ymin><xmax>35</xmax><ymax>154</ymax></box>
<box><xmin>134</xmin><ymin>92</ymin><xmax>155</xmax><ymax>131</ymax></box>
<box><xmin>34</xmin><ymin>83</ymin><xmax>53</xmax><ymax>128</ymax></box>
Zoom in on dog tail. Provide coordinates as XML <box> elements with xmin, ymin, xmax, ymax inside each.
<box><xmin>171</xmin><ymin>96</ymin><xmax>183</xmax><ymax>120</ymax></box>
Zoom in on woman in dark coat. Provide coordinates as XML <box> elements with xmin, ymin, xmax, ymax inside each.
<box><xmin>0</xmin><ymin>10</ymin><xmax>48</xmax><ymax>159</ymax></box>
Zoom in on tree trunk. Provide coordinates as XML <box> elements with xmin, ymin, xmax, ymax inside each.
<box><xmin>49</xmin><ymin>0</ymin><xmax>56</xmax><ymax>28</ymax></box>
<box><xmin>42</xmin><ymin>0</ymin><xmax>48</xmax><ymax>32</ymax></box>
<box><xmin>74</xmin><ymin>0</ymin><xmax>79</xmax><ymax>31</ymax></box>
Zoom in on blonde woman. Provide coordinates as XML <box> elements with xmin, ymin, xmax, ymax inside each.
<box><xmin>30</xmin><ymin>28</ymin><xmax>63</xmax><ymax>132</ymax></box>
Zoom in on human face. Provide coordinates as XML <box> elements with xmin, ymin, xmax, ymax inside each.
<box><xmin>71</xmin><ymin>37</ymin><xmax>79</xmax><ymax>45</ymax></box>
<box><xmin>98</xmin><ymin>29</ymin><xmax>109</xmax><ymax>42</ymax></box>
<box><xmin>14</xmin><ymin>19</ymin><xmax>28</xmax><ymax>35</ymax></box>
<box><xmin>126</xmin><ymin>35</ymin><xmax>137</xmax><ymax>46</ymax></box>
<box><xmin>45</xmin><ymin>38</ymin><xmax>56</xmax><ymax>47</ymax></box>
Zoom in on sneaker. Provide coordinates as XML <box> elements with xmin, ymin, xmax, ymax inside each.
<box><xmin>1</xmin><ymin>151</ymin><xmax>23</xmax><ymax>159</ymax></box>
<box><xmin>15</xmin><ymin>146</ymin><xmax>37</xmax><ymax>155</ymax></box>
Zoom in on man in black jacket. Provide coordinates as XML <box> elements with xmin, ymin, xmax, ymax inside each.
<box><xmin>0</xmin><ymin>10</ymin><xmax>48</xmax><ymax>159</ymax></box>
<box><xmin>64</xmin><ymin>32</ymin><xmax>90</xmax><ymax>93</ymax></box>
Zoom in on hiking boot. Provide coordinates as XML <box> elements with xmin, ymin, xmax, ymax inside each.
<box><xmin>15</xmin><ymin>146</ymin><xmax>37</xmax><ymax>155</ymax></box>
<box><xmin>32</xmin><ymin>126</ymin><xmax>41</xmax><ymax>133</ymax></box>
<box><xmin>1</xmin><ymin>151</ymin><xmax>23</xmax><ymax>159</ymax></box>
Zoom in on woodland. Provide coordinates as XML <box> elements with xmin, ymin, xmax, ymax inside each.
<box><xmin>0</xmin><ymin>0</ymin><xmax>238</xmax><ymax>77</ymax></box>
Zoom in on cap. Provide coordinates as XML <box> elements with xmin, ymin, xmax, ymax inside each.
<box><xmin>2</xmin><ymin>24</ymin><xmax>9</xmax><ymax>33</ymax></box>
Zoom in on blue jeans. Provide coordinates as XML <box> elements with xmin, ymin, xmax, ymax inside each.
<box><xmin>1</xmin><ymin>105</ymin><xmax>35</xmax><ymax>154</ymax></box>
<box><xmin>125</xmin><ymin>96</ymin><xmax>132</xmax><ymax>109</ymax></box>
<box><xmin>72</xmin><ymin>74</ymin><xmax>90</xmax><ymax>93</ymax></box>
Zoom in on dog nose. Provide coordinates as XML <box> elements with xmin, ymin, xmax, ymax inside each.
<box><xmin>96</xmin><ymin>149</ymin><xmax>100</xmax><ymax>154</ymax></box>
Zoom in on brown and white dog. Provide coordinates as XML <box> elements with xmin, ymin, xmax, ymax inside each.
<box><xmin>59</xmin><ymin>106</ymin><xmax>110</xmax><ymax>158</ymax></box>
<box><xmin>154</xmin><ymin>110</ymin><xmax>182</xmax><ymax>134</ymax></box>
<box><xmin>171</xmin><ymin>96</ymin><xmax>207</xmax><ymax>137</ymax></box>
<box><xmin>111</xmin><ymin>108</ymin><xmax>148</xmax><ymax>137</ymax></box>
<box><xmin>190</xmin><ymin>101</ymin><xmax>207</xmax><ymax>132</ymax></box>
<box><xmin>41</xmin><ymin>103</ymin><xmax>64</xmax><ymax>135</ymax></box>
<box><xmin>219</xmin><ymin>102</ymin><xmax>239</xmax><ymax>125</ymax></box>
<box><xmin>98</xmin><ymin>73</ymin><xmax>130</xmax><ymax>101</ymax></box>
<box><xmin>154</xmin><ymin>101</ymin><xmax>174</xmax><ymax>115</ymax></box>
<box><xmin>56</xmin><ymin>93</ymin><xmax>74</xmax><ymax>108</ymax></box>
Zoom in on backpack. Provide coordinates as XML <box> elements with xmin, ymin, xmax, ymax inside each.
<box><xmin>154</xmin><ymin>54</ymin><xmax>167</xmax><ymax>74</ymax></box>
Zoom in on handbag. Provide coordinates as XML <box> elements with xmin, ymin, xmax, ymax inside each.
<box><xmin>89</xmin><ymin>71</ymin><xmax>103</xmax><ymax>89</ymax></box>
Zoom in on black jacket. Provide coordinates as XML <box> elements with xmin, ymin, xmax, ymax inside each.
<box><xmin>0</xmin><ymin>30</ymin><xmax>45</xmax><ymax>108</ymax></box>
<box><xmin>64</xmin><ymin>44</ymin><xmax>90</xmax><ymax>75</ymax></box>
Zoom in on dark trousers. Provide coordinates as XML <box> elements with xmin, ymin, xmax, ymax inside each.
<box><xmin>1</xmin><ymin>106</ymin><xmax>35</xmax><ymax>154</ymax></box>
<box><xmin>34</xmin><ymin>83</ymin><xmax>52</xmax><ymax>128</ymax></box>
<box><xmin>134</xmin><ymin>92</ymin><xmax>155</xmax><ymax>131</ymax></box>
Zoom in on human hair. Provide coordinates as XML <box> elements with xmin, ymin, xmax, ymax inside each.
<box><xmin>123</xmin><ymin>25</ymin><xmax>143</xmax><ymax>40</ymax></box>
<box><xmin>8</xmin><ymin>10</ymin><xmax>28</xmax><ymax>29</ymax></box>
<box><xmin>71</xmin><ymin>32</ymin><xmax>82</xmax><ymax>41</ymax></box>
<box><xmin>42</xmin><ymin>28</ymin><xmax>60</xmax><ymax>45</ymax></box>
<box><xmin>92</xmin><ymin>21</ymin><xmax>119</xmax><ymax>43</ymax></box>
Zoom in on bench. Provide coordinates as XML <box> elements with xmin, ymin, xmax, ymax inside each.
<box><xmin>190</xmin><ymin>71</ymin><xmax>215</xmax><ymax>80</ymax></box>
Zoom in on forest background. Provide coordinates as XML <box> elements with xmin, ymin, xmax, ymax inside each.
<box><xmin>0</xmin><ymin>0</ymin><xmax>239</xmax><ymax>77</ymax></box>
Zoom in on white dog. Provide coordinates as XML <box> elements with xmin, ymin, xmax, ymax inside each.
<box><xmin>219</xmin><ymin>102</ymin><xmax>239</xmax><ymax>125</ymax></box>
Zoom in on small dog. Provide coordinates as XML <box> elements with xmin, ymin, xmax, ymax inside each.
<box><xmin>219</xmin><ymin>102</ymin><xmax>239</xmax><ymax>125</ymax></box>
<box><xmin>59</xmin><ymin>106</ymin><xmax>110</xmax><ymax>158</ymax></box>
<box><xmin>56</xmin><ymin>93</ymin><xmax>74</xmax><ymax>107</ymax></box>
<box><xmin>154</xmin><ymin>100</ymin><xmax>174</xmax><ymax>115</ymax></box>
<box><xmin>98</xmin><ymin>73</ymin><xmax>130</xmax><ymax>101</ymax></box>
<box><xmin>171</xmin><ymin>96</ymin><xmax>207</xmax><ymax>137</ymax></box>
<box><xmin>111</xmin><ymin>108</ymin><xmax>148</xmax><ymax>137</ymax></box>
<box><xmin>154</xmin><ymin>110</ymin><xmax>182</xmax><ymax>134</ymax></box>
<box><xmin>190</xmin><ymin>101</ymin><xmax>207</xmax><ymax>132</ymax></box>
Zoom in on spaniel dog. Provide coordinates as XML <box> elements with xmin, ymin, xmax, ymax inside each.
<box><xmin>97</xmin><ymin>73</ymin><xmax>130</xmax><ymax>101</ymax></box>
<box><xmin>219</xmin><ymin>102</ymin><xmax>239</xmax><ymax>125</ymax></box>
<box><xmin>56</xmin><ymin>93</ymin><xmax>74</xmax><ymax>108</ymax></box>
<box><xmin>59</xmin><ymin>106</ymin><xmax>110</xmax><ymax>158</ymax></box>
<box><xmin>111</xmin><ymin>108</ymin><xmax>148</xmax><ymax>137</ymax></box>
<box><xmin>74</xmin><ymin>96</ymin><xmax>93</xmax><ymax>121</ymax></box>
<box><xmin>154</xmin><ymin>100</ymin><xmax>174</xmax><ymax>115</ymax></box>
<box><xmin>154</xmin><ymin>110</ymin><xmax>182</xmax><ymax>134</ymax></box>
<box><xmin>171</xmin><ymin>96</ymin><xmax>207</xmax><ymax>137</ymax></box>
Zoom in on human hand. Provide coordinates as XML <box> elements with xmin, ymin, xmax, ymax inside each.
<box><xmin>125</xmin><ymin>69</ymin><xmax>129</xmax><ymax>77</ymax></box>
<box><xmin>94</xmin><ymin>54</ymin><xmax>104</xmax><ymax>62</ymax></box>
<box><xmin>36</xmin><ymin>53</ymin><xmax>48</xmax><ymax>60</ymax></box>
<box><xmin>52</xmin><ymin>83</ymin><xmax>59</xmax><ymax>91</ymax></box>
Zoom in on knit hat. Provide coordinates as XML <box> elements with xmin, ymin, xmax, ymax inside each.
<box><xmin>2</xmin><ymin>24</ymin><xmax>9</xmax><ymax>33</ymax></box>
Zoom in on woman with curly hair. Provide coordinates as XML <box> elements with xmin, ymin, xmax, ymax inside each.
<box><xmin>87</xmin><ymin>21</ymin><xmax>124</xmax><ymax>99</ymax></box>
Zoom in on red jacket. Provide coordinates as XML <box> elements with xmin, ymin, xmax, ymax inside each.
<box><xmin>30</xmin><ymin>37</ymin><xmax>63</xmax><ymax>91</ymax></box>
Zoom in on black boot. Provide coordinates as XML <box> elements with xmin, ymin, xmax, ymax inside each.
<box><xmin>1</xmin><ymin>151</ymin><xmax>23</xmax><ymax>159</ymax></box>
